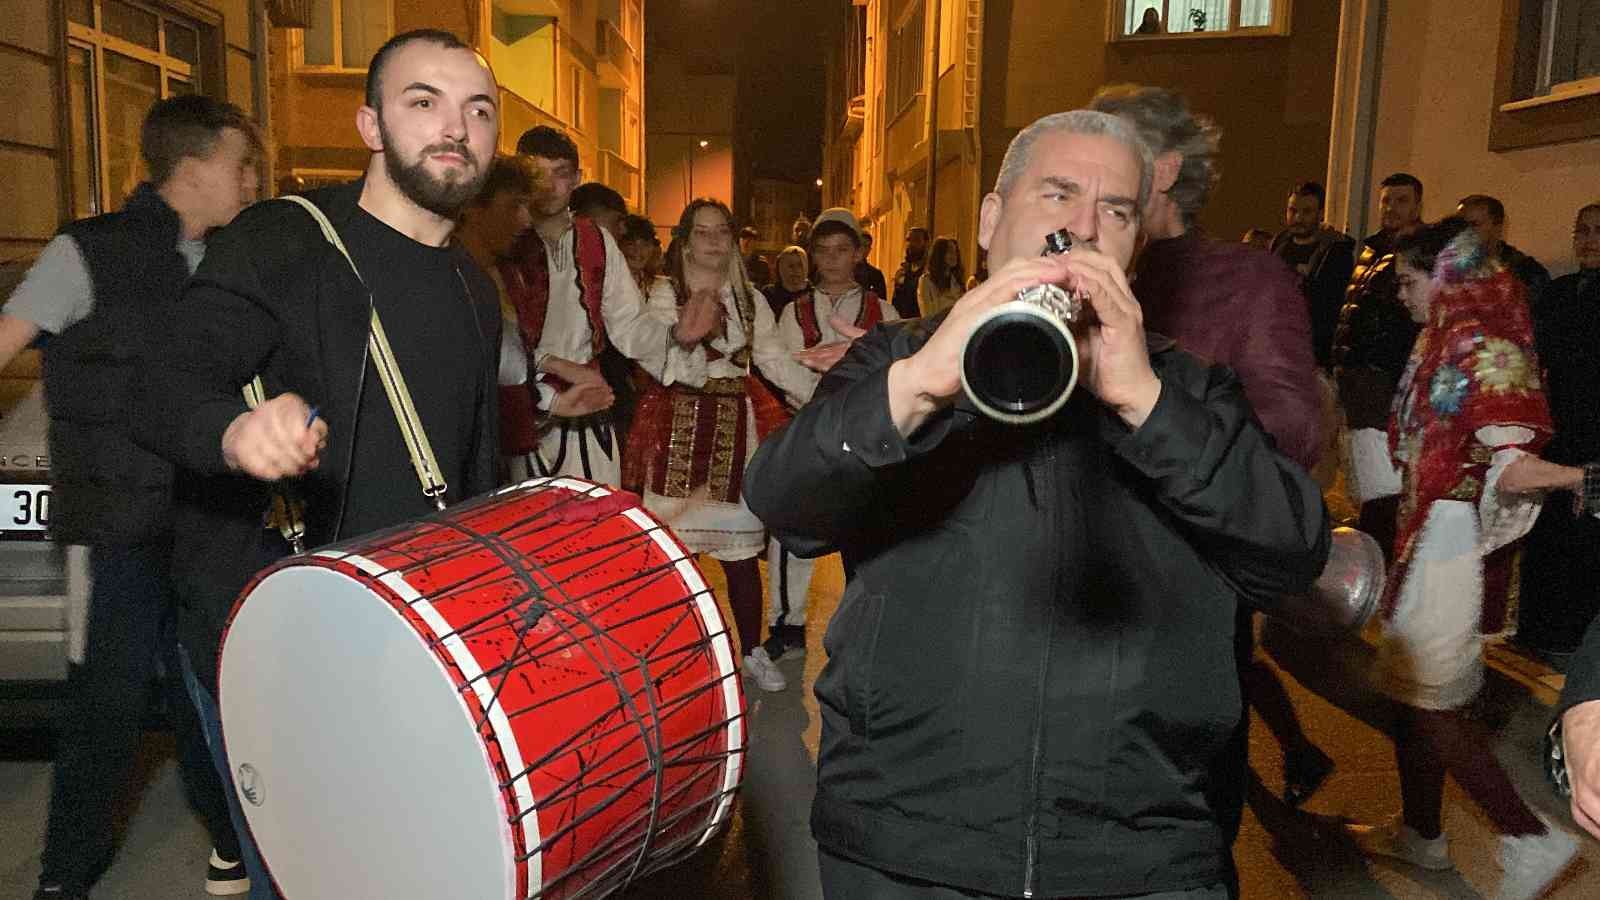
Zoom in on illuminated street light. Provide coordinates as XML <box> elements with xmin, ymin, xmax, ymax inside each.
<box><xmin>815</xmin><ymin>178</ymin><xmax>823</xmax><ymax>187</ymax></box>
<box><xmin>699</xmin><ymin>139</ymin><xmax>710</xmax><ymax>148</ymax></box>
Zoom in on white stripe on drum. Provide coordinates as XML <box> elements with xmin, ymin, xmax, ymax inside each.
<box><xmin>345</xmin><ymin>556</ymin><xmax>542</xmax><ymax>899</ymax></box>
<box><xmin>620</xmin><ymin>506</ymin><xmax>744</xmax><ymax>846</ymax></box>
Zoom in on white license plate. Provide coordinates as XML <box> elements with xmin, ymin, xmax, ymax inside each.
<box><xmin>1</xmin><ymin>485</ymin><xmax>51</xmax><ymax>533</ymax></box>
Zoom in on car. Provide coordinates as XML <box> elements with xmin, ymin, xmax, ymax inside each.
<box><xmin>0</xmin><ymin>381</ymin><xmax>84</xmax><ymax>704</ymax></box>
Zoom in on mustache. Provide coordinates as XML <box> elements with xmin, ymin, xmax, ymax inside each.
<box><xmin>421</xmin><ymin>141</ymin><xmax>474</xmax><ymax>166</ymax></box>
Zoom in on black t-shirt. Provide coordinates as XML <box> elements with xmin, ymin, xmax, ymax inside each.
<box><xmin>338</xmin><ymin>207</ymin><xmax>489</xmax><ymax>538</ymax></box>
<box><xmin>1276</xmin><ymin>238</ymin><xmax>1317</xmax><ymax>276</ymax></box>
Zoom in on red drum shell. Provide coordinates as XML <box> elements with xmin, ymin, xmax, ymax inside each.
<box><xmin>218</xmin><ymin>477</ymin><xmax>745</xmax><ymax>899</ymax></box>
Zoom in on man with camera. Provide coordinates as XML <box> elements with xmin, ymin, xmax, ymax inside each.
<box><xmin>744</xmin><ymin>109</ymin><xmax>1330</xmax><ymax>898</ymax></box>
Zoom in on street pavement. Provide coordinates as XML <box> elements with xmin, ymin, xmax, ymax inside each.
<box><xmin>3</xmin><ymin>555</ymin><xmax>1598</xmax><ymax>899</ymax></box>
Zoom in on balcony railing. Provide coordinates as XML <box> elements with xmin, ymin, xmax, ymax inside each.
<box><xmin>840</xmin><ymin>93</ymin><xmax>865</xmax><ymax>141</ymax></box>
<box><xmin>599</xmin><ymin>149</ymin><xmax>641</xmax><ymax>209</ymax></box>
<box><xmin>596</xmin><ymin>19</ymin><xmax>634</xmax><ymax>89</ymax></box>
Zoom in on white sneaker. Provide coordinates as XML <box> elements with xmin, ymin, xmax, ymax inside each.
<box><xmin>742</xmin><ymin>647</ymin><xmax>787</xmax><ymax>693</ymax></box>
<box><xmin>1344</xmin><ymin>816</ymin><xmax>1453</xmax><ymax>871</ymax></box>
<box><xmin>1494</xmin><ymin>816</ymin><xmax>1579</xmax><ymax>900</ymax></box>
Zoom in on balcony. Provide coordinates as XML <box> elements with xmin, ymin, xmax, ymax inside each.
<box><xmin>497</xmin><ymin>0</ymin><xmax>560</xmax><ymax>15</ymax></box>
<box><xmin>596</xmin><ymin>19</ymin><xmax>634</xmax><ymax>89</ymax></box>
<box><xmin>599</xmin><ymin>149</ymin><xmax>641</xmax><ymax>209</ymax></box>
<box><xmin>840</xmin><ymin>93</ymin><xmax>865</xmax><ymax>141</ymax></box>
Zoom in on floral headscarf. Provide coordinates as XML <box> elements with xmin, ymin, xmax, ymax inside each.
<box><xmin>1381</xmin><ymin>229</ymin><xmax>1553</xmax><ymax>619</ymax></box>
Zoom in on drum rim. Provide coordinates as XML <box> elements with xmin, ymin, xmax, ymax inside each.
<box><xmin>222</xmin><ymin>476</ymin><xmax>747</xmax><ymax>897</ymax></box>
<box><xmin>219</xmin><ymin>564</ymin><xmax>519</xmax><ymax>899</ymax></box>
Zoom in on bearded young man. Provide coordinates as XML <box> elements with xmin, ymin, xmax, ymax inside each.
<box><xmin>133</xmin><ymin>30</ymin><xmax>504</xmax><ymax>894</ymax></box>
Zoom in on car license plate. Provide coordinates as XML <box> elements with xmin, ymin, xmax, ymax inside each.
<box><xmin>1</xmin><ymin>484</ymin><xmax>51</xmax><ymax>534</ymax></box>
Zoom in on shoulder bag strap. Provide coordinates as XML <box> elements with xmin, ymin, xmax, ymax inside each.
<box><xmin>277</xmin><ymin>195</ymin><xmax>448</xmax><ymax>510</ymax></box>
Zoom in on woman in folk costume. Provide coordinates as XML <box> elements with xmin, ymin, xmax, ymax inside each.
<box><xmin>1344</xmin><ymin>218</ymin><xmax>1579</xmax><ymax>899</ymax></box>
<box><xmin>622</xmin><ymin>199</ymin><xmax>812</xmax><ymax>694</ymax></box>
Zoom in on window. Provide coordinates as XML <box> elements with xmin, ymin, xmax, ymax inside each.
<box><xmin>622</xmin><ymin>0</ymin><xmax>642</xmax><ymax>50</ymax></box>
<box><xmin>297</xmin><ymin>0</ymin><xmax>392</xmax><ymax>71</ymax></box>
<box><xmin>569</xmin><ymin>64</ymin><xmax>585</xmax><ymax>133</ymax></box>
<box><xmin>66</xmin><ymin>1</ymin><xmax>210</xmax><ymax>217</ymax></box>
<box><xmin>1522</xmin><ymin>0</ymin><xmax>1600</xmax><ymax>100</ymax></box>
<box><xmin>490</xmin><ymin>4</ymin><xmax>557</xmax><ymax>114</ymax></box>
<box><xmin>1490</xmin><ymin>0</ymin><xmax>1600</xmax><ymax>149</ymax></box>
<box><xmin>889</xmin><ymin>2</ymin><xmax>925</xmax><ymax>119</ymax></box>
<box><xmin>1111</xmin><ymin>0</ymin><xmax>1287</xmax><ymax>39</ymax></box>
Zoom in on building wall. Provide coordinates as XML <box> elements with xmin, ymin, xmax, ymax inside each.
<box><xmin>271</xmin><ymin>0</ymin><xmax>646</xmax><ymax>208</ymax></box>
<box><xmin>1369</xmin><ymin>0</ymin><xmax>1600</xmax><ymax>275</ymax></box>
<box><xmin>643</xmin><ymin>51</ymin><xmax>735</xmax><ymax>242</ymax></box>
<box><xmin>0</xmin><ymin>1</ymin><xmax>65</xmax><ymax>266</ymax></box>
<box><xmin>829</xmin><ymin>0</ymin><xmax>1338</xmax><ymax>284</ymax></box>
<box><xmin>993</xmin><ymin>0</ymin><xmax>1340</xmax><ymax>243</ymax></box>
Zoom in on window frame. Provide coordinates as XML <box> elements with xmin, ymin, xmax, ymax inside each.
<box><xmin>64</xmin><ymin>0</ymin><xmax>212</xmax><ymax>218</ymax></box>
<box><xmin>1106</xmin><ymin>0</ymin><xmax>1292</xmax><ymax>42</ymax></box>
<box><xmin>290</xmin><ymin>0</ymin><xmax>395</xmax><ymax>74</ymax></box>
<box><xmin>1489</xmin><ymin>0</ymin><xmax>1600</xmax><ymax>150</ymax></box>
<box><xmin>568</xmin><ymin>63</ymin><xmax>585</xmax><ymax>134</ymax></box>
<box><xmin>888</xmin><ymin>0</ymin><xmax>926</xmax><ymax>124</ymax></box>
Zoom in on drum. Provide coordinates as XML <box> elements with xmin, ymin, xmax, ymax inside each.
<box><xmin>217</xmin><ymin>477</ymin><xmax>745</xmax><ymax>899</ymax></box>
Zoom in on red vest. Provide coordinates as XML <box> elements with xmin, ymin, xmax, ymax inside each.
<box><xmin>792</xmin><ymin>289</ymin><xmax>886</xmax><ymax>348</ymax></box>
<box><xmin>495</xmin><ymin>217</ymin><xmax>610</xmax><ymax>455</ymax></box>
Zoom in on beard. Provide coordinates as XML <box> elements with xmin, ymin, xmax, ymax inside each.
<box><xmin>379</xmin><ymin>118</ymin><xmax>488</xmax><ymax>218</ymax></box>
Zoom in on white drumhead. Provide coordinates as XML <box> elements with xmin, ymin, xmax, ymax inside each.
<box><xmin>219</xmin><ymin>565</ymin><xmax>515</xmax><ymax>900</ymax></box>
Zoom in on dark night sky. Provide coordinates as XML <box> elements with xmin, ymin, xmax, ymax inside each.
<box><xmin>647</xmin><ymin>0</ymin><xmax>831</xmax><ymax>182</ymax></box>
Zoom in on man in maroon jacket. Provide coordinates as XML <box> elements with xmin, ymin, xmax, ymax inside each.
<box><xmin>1091</xmin><ymin>85</ymin><xmax>1332</xmax><ymax>855</ymax></box>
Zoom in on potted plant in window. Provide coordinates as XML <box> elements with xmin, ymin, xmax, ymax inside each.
<box><xmin>1190</xmin><ymin>8</ymin><xmax>1208</xmax><ymax>31</ymax></box>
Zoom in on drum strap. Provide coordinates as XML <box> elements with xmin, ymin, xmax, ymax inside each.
<box><xmin>278</xmin><ymin>195</ymin><xmax>450</xmax><ymax>511</ymax></box>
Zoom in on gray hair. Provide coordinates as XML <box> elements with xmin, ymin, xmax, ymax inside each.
<box><xmin>1088</xmin><ymin>84</ymin><xmax>1221</xmax><ymax>228</ymax></box>
<box><xmin>993</xmin><ymin>110</ymin><xmax>1155</xmax><ymax>216</ymax></box>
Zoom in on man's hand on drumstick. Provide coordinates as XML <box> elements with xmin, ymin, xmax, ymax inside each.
<box><xmin>222</xmin><ymin>393</ymin><xmax>328</xmax><ymax>481</ymax></box>
<box><xmin>1563</xmin><ymin>701</ymin><xmax>1600</xmax><ymax>841</ymax></box>
<box><xmin>792</xmin><ymin>316</ymin><xmax>868</xmax><ymax>374</ymax></box>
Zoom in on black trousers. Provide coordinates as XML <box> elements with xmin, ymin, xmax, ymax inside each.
<box><xmin>818</xmin><ymin>851</ymin><xmax>1230</xmax><ymax>900</ymax></box>
<box><xmin>38</xmin><ymin>539</ymin><xmax>238</xmax><ymax>892</ymax></box>
<box><xmin>1517</xmin><ymin>493</ymin><xmax>1600</xmax><ymax>653</ymax></box>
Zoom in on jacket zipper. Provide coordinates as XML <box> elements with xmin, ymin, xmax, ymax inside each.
<box><xmin>1022</xmin><ymin>438</ymin><xmax>1059</xmax><ymax>898</ymax></box>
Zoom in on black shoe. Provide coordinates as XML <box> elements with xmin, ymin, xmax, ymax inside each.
<box><xmin>1283</xmin><ymin>744</ymin><xmax>1335</xmax><ymax>808</ymax></box>
<box><xmin>205</xmin><ymin>848</ymin><xmax>251</xmax><ymax>896</ymax></box>
<box><xmin>34</xmin><ymin>886</ymin><xmax>87</xmax><ymax>900</ymax></box>
<box><xmin>778</xmin><ymin>623</ymin><xmax>806</xmax><ymax>645</ymax></box>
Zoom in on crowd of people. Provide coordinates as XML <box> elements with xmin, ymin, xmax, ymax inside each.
<box><xmin>5</xmin><ymin>24</ymin><xmax>1599</xmax><ymax>900</ymax></box>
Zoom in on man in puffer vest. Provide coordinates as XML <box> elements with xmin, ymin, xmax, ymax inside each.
<box><xmin>0</xmin><ymin>95</ymin><xmax>261</xmax><ymax>900</ymax></box>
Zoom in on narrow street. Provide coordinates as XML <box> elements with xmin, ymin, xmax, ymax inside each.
<box><xmin>3</xmin><ymin>555</ymin><xmax>1598</xmax><ymax>899</ymax></box>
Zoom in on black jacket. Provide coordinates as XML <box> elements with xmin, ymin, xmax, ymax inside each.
<box><xmin>1270</xmin><ymin>226</ymin><xmax>1357</xmax><ymax>368</ymax></box>
<box><xmin>135</xmin><ymin>182</ymin><xmax>501</xmax><ymax>687</ymax></box>
<box><xmin>1334</xmin><ymin>245</ymin><xmax>1419</xmax><ymax>430</ymax></box>
<box><xmin>890</xmin><ymin>261</ymin><xmax>925</xmax><ymax>320</ymax></box>
<box><xmin>45</xmin><ymin>184</ymin><xmax>184</xmax><ymax>544</ymax></box>
<box><xmin>744</xmin><ymin>317</ymin><xmax>1329</xmax><ymax>897</ymax></box>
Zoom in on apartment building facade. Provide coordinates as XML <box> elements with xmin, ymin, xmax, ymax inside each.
<box><xmin>822</xmin><ymin>0</ymin><xmax>1340</xmax><ymax>277</ymax></box>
